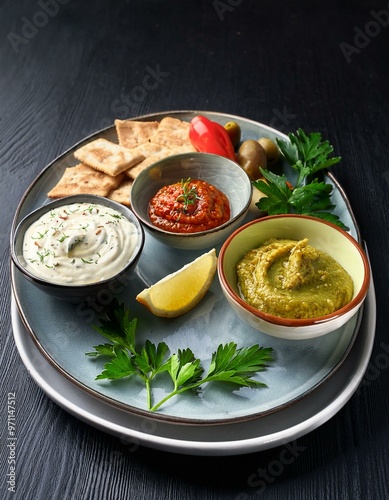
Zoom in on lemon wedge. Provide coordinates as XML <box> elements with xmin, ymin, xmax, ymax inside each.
<box><xmin>136</xmin><ymin>249</ymin><xmax>217</xmax><ymax>317</ymax></box>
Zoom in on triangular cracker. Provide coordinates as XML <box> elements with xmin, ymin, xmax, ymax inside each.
<box><xmin>47</xmin><ymin>163</ymin><xmax>124</xmax><ymax>198</ymax></box>
<box><xmin>74</xmin><ymin>138</ymin><xmax>144</xmax><ymax>176</ymax></box>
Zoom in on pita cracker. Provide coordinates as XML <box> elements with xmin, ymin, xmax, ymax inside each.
<box><xmin>149</xmin><ymin>117</ymin><xmax>191</xmax><ymax>147</ymax></box>
<box><xmin>47</xmin><ymin>163</ymin><xmax>123</xmax><ymax>198</ymax></box>
<box><xmin>131</xmin><ymin>141</ymin><xmax>173</xmax><ymax>158</ymax></box>
<box><xmin>125</xmin><ymin>153</ymin><xmax>170</xmax><ymax>180</ymax></box>
<box><xmin>74</xmin><ymin>138</ymin><xmax>144</xmax><ymax>176</ymax></box>
<box><xmin>107</xmin><ymin>178</ymin><xmax>133</xmax><ymax>207</ymax></box>
<box><xmin>170</xmin><ymin>144</ymin><xmax>197</xmax><ymax>154</ymax></box>
<box><xmin>126</xmin><ymin>143</ymin><xmax>198</xmax><ymax>180</ymax></box>
<box><xmin>115</xmin><ymin>119</ymin><xmax>159</xmax><ymax>149</ymax></box>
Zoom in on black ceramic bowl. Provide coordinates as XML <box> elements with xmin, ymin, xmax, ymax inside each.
<box><xmin>11</xmin><ymin>194</ymin><xmax>144</xmax><ymax>302</ymax></box>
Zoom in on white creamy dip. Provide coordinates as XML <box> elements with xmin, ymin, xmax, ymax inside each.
<box><xmin>22</xmin><ymin>202</ymin><xmax>139</xmax><ymax>285</ymax></box>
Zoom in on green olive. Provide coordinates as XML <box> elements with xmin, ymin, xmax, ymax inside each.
<box><xmin>258</xmin><ymin>137</ymin><xmax>280</xmax><ymax>166</ymax></box>
<box><xmin>237</xmin><ymin>140</ymin><xmax>267</xmax><ymax>180</ymax></box>
<box><xmin>224</xmin><ymin>121</ymin><xmax>241</xmax><ymax>148</ymax></box>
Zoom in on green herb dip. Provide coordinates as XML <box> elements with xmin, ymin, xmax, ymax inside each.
<box><xmin>237</xmin><ymin>238</ymin><xmax>353</xmax><ymax>319</ymax></box>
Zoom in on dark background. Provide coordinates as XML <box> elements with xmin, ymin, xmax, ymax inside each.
<box><xmin>1</xmin><ymin>1</ymin><xmax>388</xmax><ymax>499</ymax></box>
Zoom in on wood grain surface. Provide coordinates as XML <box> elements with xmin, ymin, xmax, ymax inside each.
<box><xmin>1</xmin><ymin>1</ymin><xmax>389</xmax><ymax>499</ymax></box>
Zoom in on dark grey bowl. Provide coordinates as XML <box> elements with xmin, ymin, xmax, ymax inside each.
<box><xmin>130</xmin><ymin>152</ymin><xmax>253</xmax><ymax>250</ymax></box>
<box><xmin>11</xmin><ymin>194</ymin><xmax>144</xmax><ymax>303</ymax></box>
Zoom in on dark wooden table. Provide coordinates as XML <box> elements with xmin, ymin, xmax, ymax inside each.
<box><xmin>1</xmin><ymin>1</ymin><xmax>388</xmax><ymax>498</ymax></box>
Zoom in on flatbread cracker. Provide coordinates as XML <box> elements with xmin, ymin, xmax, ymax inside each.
<box><xmin>107</xmin><ymin>178</ymin><xmax>133</xmax><ymax>207</ymax></box>
<box><xmin>74</xmin><ymin>138</ymin><xmax>144</xmax><ymax>176</ymax></box>
<box><xmin>130</xmin><ymin>141</ymin><xmax>173</xmax><ymax>158</ymax></box>
<box><xmin>126</xmin><ymin>153</ymin><xmax>171</xmax><ymax>180</ymax></box>
<box><xmin>149</xmin><ymin>117</ymin><xmax>191</xmax><ymax>147</ymax></box>
<box><xmin>115</xmin><ymin>119</ymin><xmax>159</xmax><ymax>149</ymax></box>
<box><xmin>175</xmin><ymin>143</ymin><xmax>197</xmax><ymax>153</ymax></box>
<box><xmin>47</xmin><ymin>163</ymin><xmax>124</xmax><ymax>198</ymax></box>
<box><xmin>126</xmin><ymin>144</ymin><xmax>196</xmax><ymax>180</ymax></box>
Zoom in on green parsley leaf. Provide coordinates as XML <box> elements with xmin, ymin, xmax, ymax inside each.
<box><xmin>289</xmin><ymin>180</ymin><xmax>334</xmax><ymax>213</ymax></box>
<box><xmin>167</xmin><ymin>349</ymin><xmax>204</xmax><ymax>390</ymax></box>
<box><xmin>204</xmin><ymin>343</ymin><xmax>274</xmax><ymax>387</ymax></box>
<box><xmin>254</xmin><ymin>129</ymin><xmax>348</xmax><ymax>230</ymax></box>
<box><xmin>253</xmin><ymin>172</ymin><xmax>293</xmax><ymax>214</ymax></box>
<box><xmin>134</xmin><ymin>340</ymin><xmax>170</xmax><ymax>377</ymax></box>
<box><xmin>96</xmin><ymin>348</ymin><xmax>137</xmax><ymax>380</ymax></box>
<box><xmin>276</xmin><ymin>128</ymin><xmax>341</xmax><ymax>187</ymax></box>
<box><xmin>85</xmin><ymin>343</ymin><xmax>117</xmax><ymax>357</ymax></box>
<box><xmin>87</xmin><ymin>302</ymin><xmax>275</xmax><ymax>412</ymax></box>
<box><xmin>92</xmin><ymin>298</ymin><xmax>137</xmax><ymax>353</ymax></box>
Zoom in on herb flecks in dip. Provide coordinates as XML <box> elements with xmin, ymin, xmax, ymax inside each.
<box><xmin>23</xmin><ymin>202</ymin><xmax>138</xmax><ymax>285</ymax></box>
<box><xmin>237</xmin><ymin>238</ymin><xmax>354</xmax><ymax>319</ymax></box>
<box><xmin>148</xmin><ymin>178</ymin><xmax>230</xmax><ymax>233</ymax></box>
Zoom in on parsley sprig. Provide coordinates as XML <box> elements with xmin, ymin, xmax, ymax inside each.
<box><xmin>86</xmin><ymin>300</ymin><xmax>274</xmax><ymax>412</ymax></box>
<box><xmin>254</xmin><ymin>128</ymin><xmax>348</xmax><ymax>230</ymax></box>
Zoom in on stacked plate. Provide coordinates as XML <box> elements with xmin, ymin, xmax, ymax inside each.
<box><xmin>10</xmin><ymin>112</ymin><xmax>376</xmax><ymax>456</ymax></box>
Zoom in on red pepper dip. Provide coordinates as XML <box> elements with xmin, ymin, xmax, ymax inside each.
<box><xmin>148</xmin><ymin>178</ymin><xmax>231</xmax><ymax>233</ymax></box>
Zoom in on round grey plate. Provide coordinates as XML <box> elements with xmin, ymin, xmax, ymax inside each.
<box><xmin>11</xmin><ymin>111</ymin><xmax>365</xmax><ymax>426</ymax></box>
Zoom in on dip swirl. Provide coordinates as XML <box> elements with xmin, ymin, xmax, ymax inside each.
<box><xmin>148</xmin><ymin>178</ymin><xmax>230</xmax><ymax>233</ymax></box>
<box><xmin>22</xmin><ymin>202</ymin><xmax>138</xmax><ymax>285</ymax></box>
<box><xmin>237</xmin><ymin>238</ymin><xmax>354</xmax><ymax>319</ymax></box>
